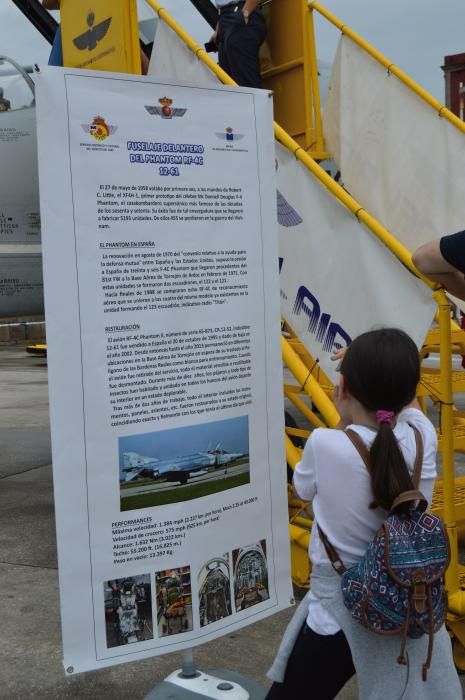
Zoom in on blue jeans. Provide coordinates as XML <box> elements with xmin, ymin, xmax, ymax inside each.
<box><xmin>217</xmin><ymin>7</ymin><xmax>267</xmax><ymax>88</ymax></box>
<box><xmin>48</xmin><ymin>26</ymin><xmax>63</xmax><ymax>67</ymax></box>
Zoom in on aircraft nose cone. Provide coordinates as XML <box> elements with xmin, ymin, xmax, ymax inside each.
<box><xmin>87</xmin><ymin>12</ymin><xmax>95</xmax><ymax>27</ymax></box>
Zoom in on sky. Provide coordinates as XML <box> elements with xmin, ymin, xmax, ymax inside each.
<box><xmin>1</xmin><ymin>0</ymin><xmax>465</xmax><ymax>101</ymax></box>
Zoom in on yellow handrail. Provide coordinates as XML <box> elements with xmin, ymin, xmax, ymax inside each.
<box><xmin>309</xmin><ymin>1</ymin><xmax>465</xmax><ymax>136</ymax></box>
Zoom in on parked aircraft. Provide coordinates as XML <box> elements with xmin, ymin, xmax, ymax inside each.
<box><xmin>122</xmin><ymin>443</ymin><xmax>246</xmax><ymax>484</ymax></box>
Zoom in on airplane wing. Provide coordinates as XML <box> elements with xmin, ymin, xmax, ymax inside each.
<box><xmin>73</xmin><ymin>30</ymin><xmax>90</xmax><ymax>51</ymax></box>
<box><xmin>123</xmin><ymin>467</ymin><xmax>144</xmax><ymax>482</ymax></box>
<box><xmin>95</xmin><ymin>17</ymin><xmax>112</xmax><ymax>43</ymax></box>
<box><xmin>145</xmin><ymin>105</ymin><xmax>162</xmax><ymax>116</ymax></box>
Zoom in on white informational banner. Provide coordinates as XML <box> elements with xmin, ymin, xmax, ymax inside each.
<box><xmin>276</xmin><ymin>143</ymin><xmax>437</xmax><ymax>381</ymax></box>
<box><xmin>35</xmin><ymin>67</ymin><xmax>292</xmax><ymax>674</ymax></box>
<box><xmin>325</xmin><ymin>36</ymin><xmax>465</xmax><ymax>254</ymax></box>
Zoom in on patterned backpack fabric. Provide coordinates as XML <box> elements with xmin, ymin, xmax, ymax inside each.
<box><xmin>319</xmin><ymin>427</ymin><xmax>450</xmax><ymax>681</ymax></box>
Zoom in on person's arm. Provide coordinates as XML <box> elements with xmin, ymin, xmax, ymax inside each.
<box><xmin>42</xmin><ymin>0</ymin><xmax>61</xmax><ymax>10</ymax></box>
<box><xmin>242</xmin><ymin>0</ymin><xmax>262</xmax><ymax>22</ymax></box>
<box><xmin>292</xmin><ymin>430</ymin><xmax>321</xmax><ymax>502</ymax></box>
<box><xmin>209</xmin><ymin>22</ymin><xmax>219</xmax><ymax>47</ymax></box>
<box><xmin>140</xmin><ymin>48</ymin><xmax>149</xmax><ymax>76</ymax></box>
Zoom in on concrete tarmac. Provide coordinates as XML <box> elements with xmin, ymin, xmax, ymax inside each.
<box><xmin>4</xmin><ymin>345</ymin><xmax>460</xmax><ymax>699</ymax></box>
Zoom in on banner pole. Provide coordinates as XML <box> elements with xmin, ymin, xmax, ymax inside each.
<box><xmin>180</xmin><ymin>648</ymin><xmax>198</xmax><ymax>678</ymax></box>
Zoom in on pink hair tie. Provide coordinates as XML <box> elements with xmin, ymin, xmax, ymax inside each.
<box><xmin>376</xmin><ymin>410</ymin><xmax>394</xmax><ymax>425</ymax></box>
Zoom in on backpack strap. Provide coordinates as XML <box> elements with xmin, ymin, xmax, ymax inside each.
<box><xmin>317</xmin><ymin>524</ymin><xmax>347</xmax><ymax>575</ymax></box>
<box><xmin>390</xmin><ymin>426</ymin><xmax>428</xmax><ymax>511</ymax></box>
<box><xmin>391</xmin><ymin>490</ymin><xmax>428</xmax><ymax>512</ymax></box>
<box><xmin>410</xmin><ymin>425</ymin><xmax>424</xmax><ymax>489</ymax></box>
<box><xmin>345</xmin><ymin>429</ymin><xmax>372</xmax><ymax>471</ymax></box>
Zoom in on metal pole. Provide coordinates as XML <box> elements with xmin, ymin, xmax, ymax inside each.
<box><xmin>10</xmin><ymin>0</ymin><xmax>58</xmax><ymax>45</ymax></box>
<box><xmin>436</xmin><ymin>290</ymin><xmax>464</xmax><ymax>613</ymax></box>
<box><xmin>306</xmin><ymin>6</ymin><xmax>324</xmax><ymax>153</ymax></box>
<box><xmin>180</xmin><ymin>648</ymin><xmax>198</xmax><ymax>678</ymax></box>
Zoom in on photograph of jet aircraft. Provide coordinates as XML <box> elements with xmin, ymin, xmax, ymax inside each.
<box><xmin>122</xmin><ymin>443</ymin><xmax>244</xmax><ymax>485</ymax></box>
<box><xmin>119</xmin><ymin>415</ymin><xmax>250</xmax><ymax>511</ymax></box>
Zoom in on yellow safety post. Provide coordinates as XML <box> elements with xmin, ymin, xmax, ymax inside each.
<box><xmin>287</xmin><ymin>435</ymin><xmax>312</xmax><ymax>588</ymax></box>
<box><xmin>61</xmin><ymin>0</ymin><xmax>141</xmax><ymax>74</ymax></box>
<box><xmin>260</xmin><ymin>0</ymin><xmax>326</xmax><ymax>155</ymax></box>
<box><xmin>289</xmin><ymin>523</ymin><xmax>311</xmax><ymax>588</ymax></box>
<box><xmin>306</xmin><ymin>5</ymin><xmax>324</xmax><ymax>153</ymax></box>
<box><xmin>285</xmin><ymin>433</ymin><xmax>302</xmax><ymax>472</ymax></box>
<box><xmin>309</xmin><ymin>1</ymin><xmax>465</xmax><ymax>136</ymax></box>
<box><xmin>435</xmin><ymin>289</ymin><xmax>462</xmax><ymax>612</ymax></box>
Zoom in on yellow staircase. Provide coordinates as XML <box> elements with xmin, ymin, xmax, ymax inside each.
<box><xmin>145</xmin><ymin>0</ymin><xmax>465</xmax><ymax>665</ymax></box>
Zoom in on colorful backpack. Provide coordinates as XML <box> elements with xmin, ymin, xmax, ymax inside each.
<box><xmin>319</xmin><ymin>427</ymin><xmax>450</xmax><ymax>681</ymax></box>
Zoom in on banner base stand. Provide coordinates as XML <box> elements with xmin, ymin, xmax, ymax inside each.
<box><xmin>143</xmin><ymin>668</ymin><xmax>266</xmax><ymax>699</ymax></box>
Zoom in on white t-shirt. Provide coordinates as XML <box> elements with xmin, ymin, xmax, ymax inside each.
<box><xmin>293</xmin><ymin>408</ymin><xmax>437</xmax><ymax>635</ymax></box>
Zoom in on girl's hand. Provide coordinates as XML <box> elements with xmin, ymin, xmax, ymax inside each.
<box><xmin>331</xmin><ymin>346</ymin><xmax>347</xmax><ymax>363</ymax></box>
<box><xmin>331</xmin><ymin>346</ymin><xmax>348</xmax><ymax>373</ymax></box>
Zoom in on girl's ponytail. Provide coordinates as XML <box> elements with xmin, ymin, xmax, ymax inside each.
<box><xmin>369</xmin><ymin>423</ymin><xmax>414</xmax><ymax>512</ymax></box>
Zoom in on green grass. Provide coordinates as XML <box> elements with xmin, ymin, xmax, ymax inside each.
<box><xmin>120</xmin><ymin>472</ymin><xmax>250</xmax><ymax>512</ymax></box>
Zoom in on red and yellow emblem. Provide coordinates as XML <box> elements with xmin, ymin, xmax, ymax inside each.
<box><xmin>89</xmin><ymin>116</ymin><xmax>110</xmax><ymax>141</ymax></box>
<box><xmin>159</xmin><ymin>96</ymin><xmax>173</xmax><ymax>118</ymax></box>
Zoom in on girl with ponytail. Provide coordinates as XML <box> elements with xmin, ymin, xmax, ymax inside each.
<box><xmin>266</xmin><ymin>328</ymin><xmax>461</xmax><ymax>700</ymax></box>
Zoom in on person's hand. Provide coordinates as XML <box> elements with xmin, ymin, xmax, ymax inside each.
<box><xmin>331</xmin><ymin>346</ymin><xmax>347</xmax><ymax>364</ymax></box>
<box><xmin>210</xmin><ymin>29</ymin><xmax>218</xmax><ymax>46</ymax></box>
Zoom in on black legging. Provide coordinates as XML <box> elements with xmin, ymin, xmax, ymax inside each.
<box><xmin>266</xmin><ymin>623</ymin><xmax>356</xmax><ymax>700</ymax></box>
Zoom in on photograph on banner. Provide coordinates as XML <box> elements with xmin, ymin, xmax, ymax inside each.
<box><xmin>104</xmin><ymin>574</ymin><xmax>153</xmax><ymax>648</ymax></box>
<box><xmin>198</xmin><ymin>554</ymin><xmax>232</xmax><ymax>627</ymax></box>
<box><xmin>233</xmin><ymin>541</ymin><xmax>269</xmax><ymax>612</ymax></box>
<box><xmin>119</xmin><ymin>415</ymin><xmax>250</xmax><ymax>511</ymax></box>
<box><xmin>35</xmin><ymin>67</ymin><xmax>291</xmax><ymax>673</ymax></box>
<box><xmin>155</xmin><ymin>566</ymin><xmax>193</xmax><ymax>637</ymax></box>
